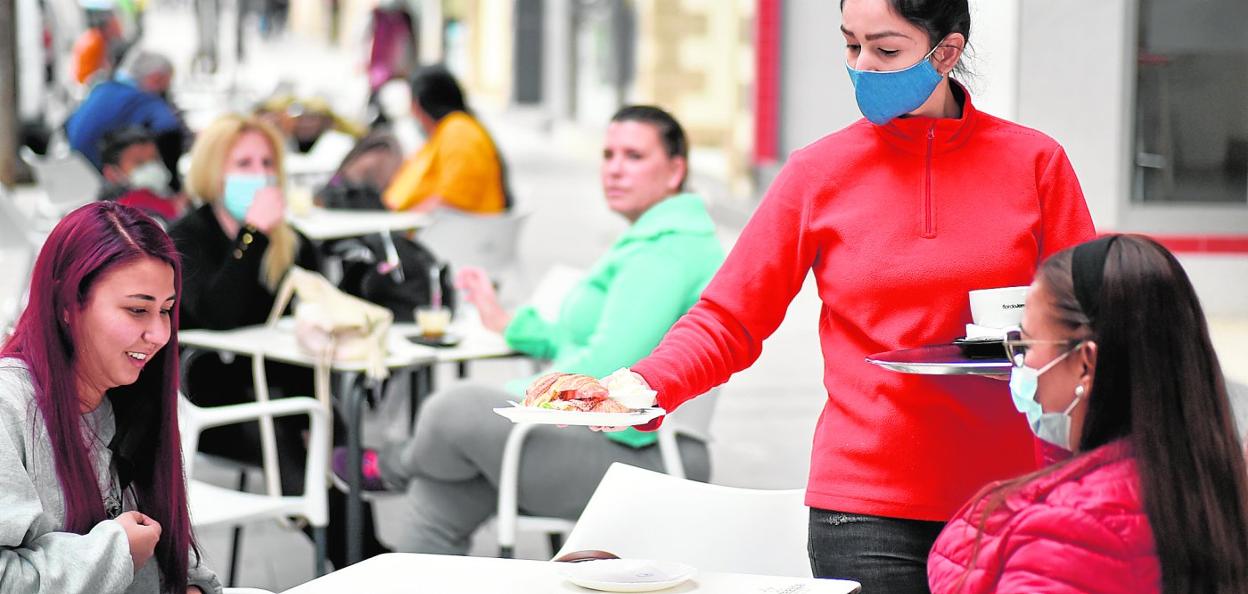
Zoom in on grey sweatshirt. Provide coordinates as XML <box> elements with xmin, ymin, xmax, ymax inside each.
<box><xmin>0</xmin><ymin>358</ymin><xmax>221</xmax><ymax>594</ymax></box>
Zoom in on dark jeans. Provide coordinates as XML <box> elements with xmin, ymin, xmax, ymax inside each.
<box><xmin>808</xmin><ymin>508</ymin><xmax>945</xmax><ymax>594</ymax></box>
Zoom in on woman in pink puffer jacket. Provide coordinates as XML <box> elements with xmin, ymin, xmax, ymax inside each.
<box><xmin>928</xmin><ymin>235</ymin><xmax>1248</xmax><ymax>594</ymax></box>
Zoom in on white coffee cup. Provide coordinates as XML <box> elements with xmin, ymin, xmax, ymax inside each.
<box><xmin>968</xmin><ymin>285</ymin><xmax>1029</xmax><ymax>330</ymax></box>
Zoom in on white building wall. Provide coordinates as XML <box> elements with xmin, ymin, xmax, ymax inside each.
<box><xmin>1014</xmin><ymin>0</ymin><xmax>1134</xmax><ymax>233</ymax></box>
<box><xmin>778</xmin><ymin>0</ymin><xmax>854</xmax><ymax>155</ymax></box>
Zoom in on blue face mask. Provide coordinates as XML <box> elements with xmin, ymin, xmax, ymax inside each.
<box><xmin>222</xmin><ymin>174</ymin><xmax>275</xmax><ymax>222</ymax></box>
<box><xmin>845</xmin><ymin>44</ymin><xmax>944</xmax><ymax>125</ymax></box>
<box><xmin>1009</xmin><ymin>349</ymin><xmax>1082</xmax><ymax>450</ymax></box>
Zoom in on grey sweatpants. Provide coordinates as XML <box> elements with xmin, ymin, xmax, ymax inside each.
<box><xmin>377</xmin><ymin>383</ymin><xmax>710</xmax><ymax>554</ymax></box>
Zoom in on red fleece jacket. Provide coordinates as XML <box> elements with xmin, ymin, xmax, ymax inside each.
<box><xmin>632</xmin><ymin>89</ymin><xmax>1095</xmax><ymax>521</ymax></box>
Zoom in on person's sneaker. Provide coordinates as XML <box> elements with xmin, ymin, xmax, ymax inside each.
<box><xmin>331</xmin><ymin>447</ymin><xmax>389</xmax><ymax>492</ymax></box>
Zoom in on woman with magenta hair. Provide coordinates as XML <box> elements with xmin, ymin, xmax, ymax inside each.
<box><xmin>0</xmin><ymin>202</ymin><xmax>221</xmax><ymax>593</ymax></box>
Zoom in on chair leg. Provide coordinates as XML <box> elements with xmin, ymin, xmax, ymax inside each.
<box><xmin>423</xmin><ymin>365</ymin><xmax>436</xmax><ymax>395</ymax></box>
<box><xmin>227</xmin><ymin>470</ymin><xmax>248</xmax><ymax>587</ymax></box>
<box><xmin>499</xmin><ymin>545</ymin><xmax>515</xmax><ymax>559</ymax></box>
<box><xmin>457</xmin><ymin>361</ymin><xmax>469</xmax><ymax>379</ymax></box>
<box><xmin>547</xmin><ymin>532</ymin><xmax>565</xmax><ymax>557</ymax></box>
<box><xmin>312</xmin><ymin>526</ymin><xmax>328</xmax><ymax>576</ymax></box>
<box><xmin>414</xmin><ymin>366</ymin><xmax>429</xmax><ymax>431</ymax></box>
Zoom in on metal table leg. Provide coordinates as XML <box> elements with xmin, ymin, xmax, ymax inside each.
<box><xmin>344</xmin><ymin>378</ymin><xmax>375</xmax><ymax>566</ymax></box>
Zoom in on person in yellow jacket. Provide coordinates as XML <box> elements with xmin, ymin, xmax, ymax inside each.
<box><xmin>383</xmin><ymin>66</ymin><xmax>509</xmax><ymax>214</ymax></box>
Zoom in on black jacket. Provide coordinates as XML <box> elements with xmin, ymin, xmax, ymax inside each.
<box><xmin>168</xmin><ymin>204</ymin><xmax>320</xmax><ymax>330</ymax></box>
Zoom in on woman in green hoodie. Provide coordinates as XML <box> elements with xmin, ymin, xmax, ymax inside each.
<box><xmin>335</xmin><ymin>105</ymin><xmax>724</xmax><ymax>554</ymax></box>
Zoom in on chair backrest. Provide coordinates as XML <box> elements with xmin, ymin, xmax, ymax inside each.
<box><xmin>653</xmin><ymin>388</ymin><xmax>720</xmax><ymax>480</ymax></box>
<box><xmin>664</xmin><ymin>388</ymin><xmax>717</xmax><ymax>442</ymax></box>
<box><xmin>1227</xmin><ymin>380</ymin><xmax>1248</xmax><ymax>442</ymax></box>
<box><xmin>556</xmin><ymin>463</ymin><xmax>812</xmax><ymax>577</ymax></box>
<box><xmin>0</xmin><ymin>194</ymin><xmax>41</xmax><ymax>332</ymax></box>
<box><xmin>496</xmin><ymin>389</ymin><xmax>721</xmax><ymax>556</ymax></box>
<box><xmin>177</xmin><ymin>390</ymin><xmax>331</xmax><ymax>526</ymax></box>
<box><xmin>19</xmin><ymin>145</ymin><xmax>102</xmax><ymax>218</ymax></box>
<box><xmin>417</xmin><ymin>209</ymin><xmax>531</xmax><ymax>282</ymax></box>
<box><xmin>526</xmin><ymin>264</ymin><xmax>585</xmax><ymax>322</ymax></box>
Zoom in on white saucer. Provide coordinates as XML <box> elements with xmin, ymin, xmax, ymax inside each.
<box><xmin>493</xmin><ymin>404</ymin><xmax>665</xmax><ymax>427</ymax></box>
<box><xmin>558</xmin><ymin>559</ymin><xmax>697</xmax><ymax>592</ymax></box>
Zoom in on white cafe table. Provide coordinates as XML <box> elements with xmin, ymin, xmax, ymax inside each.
<box><xmin>288</xmin><ymin>207</ymin><xmax>431</xmax><ymax>241</ymax></box>
<box><xmin>392</xmin><ymin>319</ymin><xmax>518</xmax><ymax>364</ymax></box>
<box><xmin>179</xmin><ymin>320</ymin><xmax>438</xmax><ymax>565</ymax></box>
<box><xmin>282</xmin><ymin>553</ymin><xmax>862</xmax><ymax>594</ymax></box>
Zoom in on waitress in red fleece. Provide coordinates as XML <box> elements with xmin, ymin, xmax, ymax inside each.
<box><xmin>576</xmin><ymin>1</ymin><xmax>1094</xmax><ymax>591</ymax></box>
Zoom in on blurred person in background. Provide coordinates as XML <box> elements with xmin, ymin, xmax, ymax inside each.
<box><xmin>97</xmin><ymin>126</ymin><xmax>187</xmax><ymax>226</ymax></box>
<box><xmin>928</xmin><ymin>235</ymin><xmax>1248</xmax><ymax>593</ymax></box>
<box><xmin>192</xmin><ymin>0</ymin><xmax>220</xmax><ymax>73</ymax></box>
<box><xmin>70</xmin><ymin>3</ymin><xmax>125</xmax><ymax>86</ymax></box>
<box><xmin>383</xmin><ymin>66</ymin><xmax>510</xmax><ymax>214</ymax></box>
<box><xmin>315</xmin><ymin>131</ymin><xmax>406</xmax><ymax>210</ymax></box>
<box><xmin>66</xmin><ymin>51</ymin><xmax>188</xmax><ymax>193</ymax></box>
<box><xmin>254</xmin><ymin>94</ymin><xmax>366</xmax><ymax>155</ymax></box>
<box><xmin>336</xmin><ymin>106</ymin><xmax>722</xmax><ymax>554</ymax></box>
<box><xmin>0</xmin><ymin>201</ymin><xmax>221</xmax><ymax>593</ymax></box>
<box><xmin>372</xmin><ymin>78</ymin><xmax>424</xmax><ymax>156</ymax></box>
<box><xmin>168</xmin><ymin>114</ymin><xmax>388</xmax><ymax>569</ymax></box>
<box><xmin>364</xmin><ymin>0</ymin><xmax>417</xmax><ymax>98</ymax></box>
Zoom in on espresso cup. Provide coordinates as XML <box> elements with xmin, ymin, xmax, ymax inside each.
<box><xmin>968</xmin><ymin>285</ymin><xmax>1028</xmax><ymax>330</ymax></box>
<box><xmin>415</xmin><ymin>307</ymin><xmax>452</xmax><ymax>339</ymax></box>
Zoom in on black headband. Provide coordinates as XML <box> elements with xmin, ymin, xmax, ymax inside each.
<box><xmin>1071</xmin><ymin>235</ymin><xmax>1119</xmax><ymax>326</ymax></box>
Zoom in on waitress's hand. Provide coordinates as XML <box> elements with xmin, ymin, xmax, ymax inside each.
<box><xmin>244</xmin><ymin>185</ymin><xmax>286</xmax><ymax>233</ymax></box>
<box><xmin>456</xmin><ymin>266</ymin><xmax>512</xmax><ymax>333</ymax></box>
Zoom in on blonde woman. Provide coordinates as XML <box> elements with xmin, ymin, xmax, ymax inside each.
<box><xmin>168</xmin><ymin>114</ymin><xmax>389</xmax><ymax>568</ymax></box>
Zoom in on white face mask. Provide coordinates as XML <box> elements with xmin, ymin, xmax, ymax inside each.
<box><xmin>1009</xmin><ymin>348</ymin><xmax>1083</xmax><ymax>450</ymax></box>
<box><xmin>127</xmin><ymin>161</ymin><xmax>171</xmax><ymax>193</ymax></box>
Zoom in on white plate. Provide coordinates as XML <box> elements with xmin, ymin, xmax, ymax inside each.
<box><xmin>492</xmin><ymin>404</ymin><xmax>665</xmax><ymax>427</ymax></box>
<box><xmin>558</xmin><ymin>559</ymin><xmax>697</xmax><ymax>592</ymax></box>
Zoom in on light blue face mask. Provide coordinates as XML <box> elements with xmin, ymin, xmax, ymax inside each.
<box><xmin>845</xmin><ymin>44</ymin><xmax>944</xmax><ymax>125</ymax></box>
<box><xmin>1009</xmin><ymin>348</ymin><xmax>1083</xmax><ymax>450</ymax></box>
<box><xmin>222</xmin><ymin>174</ymin><xmax>275</xmax><ymax>222</ymax></box>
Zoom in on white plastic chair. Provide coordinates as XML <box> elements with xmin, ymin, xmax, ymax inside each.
<box><xmin>1228</xmin><ymin>380</ymin><xmax>1248</xmax><ymax>442</ymax></box>
<box><xmin>417</xmin><ymin>209</ymin><xmax>531</xmax><ymax>290</ymax></box>
<box><xmin>179</xmin><ymin>393</ymin><xmax>331</xmax><ymax>578</ymax></box>
<box><xmin>496</xmin><ymin>390</ymin><xmax>719</xmax><ymax>558</ymax></box>
<box><xmin>0</xmin><ymin>193</ymin><xmax>44</xmax><ymax>334</ymax></box>
<box><xmin>557</xmin><ymin>463</ymin><xmax>814</xmax><ymax>578</ymax></box>
<box><xmin>18</xmin><ymin>146</ymin><xmax>102</xmax><ymax>221</ymax></box>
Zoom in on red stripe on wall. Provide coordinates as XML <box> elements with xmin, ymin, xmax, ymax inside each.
<box><xmin>1149</xmin><ymin>235</ymin><xmax>1248</xmax><ymax>255</ymax></box>
<box><xmin>1102</xmin><ymin>233</ymin><xmax>1248</xmax><ymax>254</ymax></box>
<box><xmin>752</xmin><ymin>0</ymin><xmax>780</xmax><ymax>165</ymax></box>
